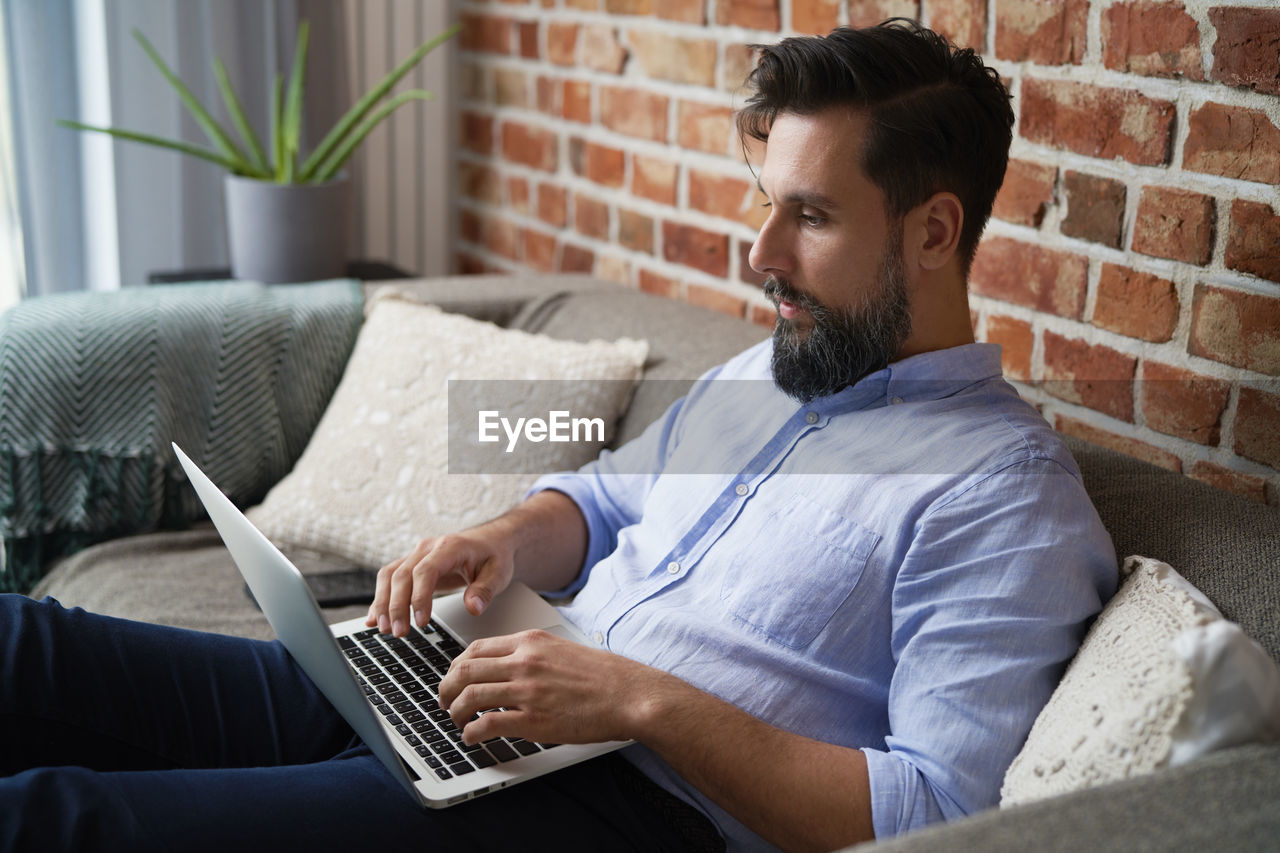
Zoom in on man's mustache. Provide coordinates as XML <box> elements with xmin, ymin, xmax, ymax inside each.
<box><xmin>763</xmin><ymin>276</ymin><xmax>821</xmax><ymax>314</ymax></box>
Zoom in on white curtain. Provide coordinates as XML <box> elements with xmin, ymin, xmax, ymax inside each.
<box><xmin>2</xmin><ymin>0</ymin><xmax>348</xmax><ymax>295</ymax></box>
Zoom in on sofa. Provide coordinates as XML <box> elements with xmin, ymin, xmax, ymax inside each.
<box><xmin>16</xmin><ymin>273</ymin><xmax>1280</xmax><ymax>850</ymax></box>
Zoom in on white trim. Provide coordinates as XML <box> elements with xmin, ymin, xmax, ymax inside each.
<box><xmin>74</xmin><ymin>0</ymin><xmax>120</xmax><ymax>292</ymax></box>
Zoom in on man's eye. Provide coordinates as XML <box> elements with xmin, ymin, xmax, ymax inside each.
<box><xmin>760</xmin><ymin>201</ymin><xmax>772</xmax><ymax>209</ymax></box>
<box><xmin>800</xmin><ymin>213</ymin><xmax>826</xmax><ymax>227</ymax></box>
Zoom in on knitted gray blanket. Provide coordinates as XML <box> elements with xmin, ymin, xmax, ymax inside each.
<box><xmin>0</xmin><ymin>281</ymin><xmax>363</xmax><ymax>593</ymax></box>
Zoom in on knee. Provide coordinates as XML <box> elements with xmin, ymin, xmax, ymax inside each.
<box><xmin>0</xmin><ymin>766</ymin><xmax>143</xmax><ymax>849</ymax></box>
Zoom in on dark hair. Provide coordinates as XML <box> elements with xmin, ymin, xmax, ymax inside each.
<box><xmin>737</xmin><ymin>20</ymin><xmax>1014</xmax><ymax>275</ymax></box>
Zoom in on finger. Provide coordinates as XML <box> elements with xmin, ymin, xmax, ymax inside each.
<box><xmin>447</xmin><ymin>680</ymin><xmax>520</xmax><ymax>728</ymax></box>
<box><xmin>386</xmin><ymin>559</ymin><xmax>419</xmax><ymax>637</ymax></box>
<box><xmin>461</xmin><ymin>708</ymin><xmax>530</xmax><ymax>746</ymax></box>
<box><xmin>463</xmin><ymin>555</ymin><xmax>504</xmax><ymax>616</ymax></box>
<box><xmin>367</xmin><ymin>556</ymin><xmax>406</xmax><ymax>631</ymax></box>
<box><xmin>438</xmin><ymin>643</ymin><xmax>520</xmax><ymax>708</ymax></box>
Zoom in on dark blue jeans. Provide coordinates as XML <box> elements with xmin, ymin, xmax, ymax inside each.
<box><xmin>0</xmin><ymin>595</ymin><xmax>707</xmax><ymax>852</ymax></box>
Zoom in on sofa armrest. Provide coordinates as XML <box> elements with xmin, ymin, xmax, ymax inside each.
<box><xmin>841</xmin><ymin>743</ymin><xmax>1280</xmax><ymax>853</ymax></box>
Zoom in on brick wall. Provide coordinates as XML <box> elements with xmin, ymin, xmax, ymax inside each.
<box><xmin>453</xmin><ymin>0</ymin><xmax>1280</xmax><ymax>505</ymax></box>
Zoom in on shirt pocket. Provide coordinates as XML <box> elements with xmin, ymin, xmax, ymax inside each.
<box><xmin>719</xmin><ymin>492</ymin><xmax>880</xmax><ymax>650</ymax></box>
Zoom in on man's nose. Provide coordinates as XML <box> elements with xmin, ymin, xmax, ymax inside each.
<box><xmin>748</xmin><ymin>212</ymin><xmax>790</xmax><ymax>277</ymax></box>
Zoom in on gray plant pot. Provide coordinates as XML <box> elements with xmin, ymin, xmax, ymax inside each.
<box><xmin>224</xmin><ymin>174</ymin><xmax>350</xmax><ymax>283</ymax></box>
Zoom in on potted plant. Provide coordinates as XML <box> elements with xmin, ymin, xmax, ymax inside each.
<box><xmin>61</xmin><ymin>20</ymin><xmax>460</xmax><ymax>283</ymax></box>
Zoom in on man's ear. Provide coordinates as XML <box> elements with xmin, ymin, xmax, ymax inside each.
<box><xmin>912</xmin><ymin>192</ymin><xmax>964</xmax><ymax>271</ymax></box>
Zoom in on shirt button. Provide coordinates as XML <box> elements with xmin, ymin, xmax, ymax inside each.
<box><xmin>667</xmin><ymin>561</ymin><xmax>680</xmax><ymax>575</ymax></box>
<box><xmin>891</xmin><ymin>396</ymin><xmax>904</xmax><ymax>405</ymax></box>
<box><xmin>805</xmin><ymin>411</ymin><xmax>819</xmax><ymax>424</ymax></box>
<box><xmin>734</xmin><ymin>483</ymin><xmax>749</xmax><ymax>496</ymax></box>
<box><xmin>592</xmin><ymin>631</ymin><xmax>604</xmax><ymax>645</ymax></box>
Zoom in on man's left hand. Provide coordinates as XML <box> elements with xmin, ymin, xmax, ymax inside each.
<box><xmin>437</xmin><ymin>629</ymin><xmax>660</xmax><ymax>746</ymax></box>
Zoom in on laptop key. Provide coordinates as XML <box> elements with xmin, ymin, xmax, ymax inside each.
<box><xmin>435</xmin><ymin>768</ymin><xmax>452</xmax><ymax>780</ymax></box>
<box><xmin>393</xmin><ymin>700</ymin><xmax>415</xmax><ymax>714</ymax></box>
<box><xmin>470</xmin><ymin>750</ymin><xmax>498</xmax><ymax>769</ymax></box>
<box><xmin>486</xmin><ymin>741</ymin><xmax>519</xmax><ymax>762</ymax></box>
<box><xmin>511</xmin><ymin>740</ymin><xmax>541</xmax><ymax>756</ymax></box>
<box><xmin>449</xmin><ymin>761</ymin><xmax>475</xmax><ymax>776</ymax></box>
<box><xmin>439</xmin><ymin>749</ymin><xmax>464</xmax><ymax>765</ymax></box>
<box><xmin>402</xmin><ymin>710</ymin><xmax>426</xmax><ymax>724</ymax></box>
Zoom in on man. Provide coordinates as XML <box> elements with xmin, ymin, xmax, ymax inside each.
<box><xmin>1</xmin><ymin>20</ymin><xmax>1115</xmax><ymax>853</ymax></box>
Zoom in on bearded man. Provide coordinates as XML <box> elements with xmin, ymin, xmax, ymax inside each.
<box><xmin>2</xmin><ymin>20</ymin><xmax>1115</xmax><ymax>853</ymax></box>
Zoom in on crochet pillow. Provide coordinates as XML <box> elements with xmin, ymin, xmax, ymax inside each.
<box><xmin>1000</xmin><ymin>555</ymin><xmax>1280</xmax><ymax>806</ymax></box>
<box><xmin>247</xmin><ymin>292</ymin><xmax>648</xmax><ymax>569</ymax></box>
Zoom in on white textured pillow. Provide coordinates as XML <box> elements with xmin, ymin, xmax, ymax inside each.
<box><xmin>247</xmin><ymin>292</ymin><xmax>648</xmax><ymax>569</ymax></box>
<box><xmin>1000</xmin><ymin>555</ymin><xmax>1280</xmax><ymax>807</ymax></box>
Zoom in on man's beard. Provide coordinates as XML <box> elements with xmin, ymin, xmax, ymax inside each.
<box><xmin>764</xmin><ymin>225</ymin><xmax>912</xmax><ymax>404</ymax></box>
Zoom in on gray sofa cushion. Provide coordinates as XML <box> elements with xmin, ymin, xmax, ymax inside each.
<box><xmin>844</xmin><ymin>743</ymin><xmax>1280</xmax><ymax>853</ymax></box>
<box><xmin>1065</xmin><ymin>435</ymin><xmax>1280</xmax><ymax>664</ymax></box>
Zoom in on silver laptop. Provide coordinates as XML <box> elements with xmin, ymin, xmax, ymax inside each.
<box><xmin>173</xmin><ymin>442</ymin><xmax>629</xmax><ymax>808</ymax></box>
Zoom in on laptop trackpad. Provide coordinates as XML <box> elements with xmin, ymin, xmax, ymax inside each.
<box><xmin>431</xmin><ymin>582</ymin><xmax>582</xmax><ymax>646</ymax></box>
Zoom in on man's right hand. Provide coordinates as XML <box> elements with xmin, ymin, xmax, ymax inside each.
<box><xmin>366</xmin><ymin>527</ymin><xmax>515</xmax><ymax>637</ymax></box>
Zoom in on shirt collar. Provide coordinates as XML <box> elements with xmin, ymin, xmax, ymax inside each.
<box><xmin>808</xmin><ymin>342</ymin><xmax>1004</xmax><ymax>413</ymax></box>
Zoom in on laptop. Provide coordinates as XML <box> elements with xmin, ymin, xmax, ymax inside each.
<box><xmin>172</xmin><ymin>442</ymin><xmax>629</xmax><ymax>808</ymax></box>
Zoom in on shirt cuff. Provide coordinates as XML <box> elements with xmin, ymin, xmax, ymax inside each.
<box><xmin>861</xmin><ymin>747</ymin><xmax>947</xmax><ymax>840</ymax></box>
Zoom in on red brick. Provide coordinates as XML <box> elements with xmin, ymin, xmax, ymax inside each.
<box><xmin>738</xmin><ymin>240</ymin><xmax>768</xmax><ymax>287</ymax></box>
<box><xmin>1189</xmin><ymin>460</ymin><xmax>1269</xmax><ymax>504</ymax></box>
<box><xmin>570</xmin><ymin>138</ymin><xmax>626</xmax><ymax>188</ymax></box>
<box><xmin>459</xmin><ymin>208</ymin><xmax>481</xmax><ymax>245</ymax></box>
<box><xmin>1019</xmin><ymin>79</ymin><xmax>1175</xmax><ymax>166</ymax></box>
<box><xmin>930</xmin><ymin>0</ymin><xmax>987</xmax><ymax>49</ymax></box>
<box><xmin>1091</xmin><ymin>264</ymin><xmax>1179</xmax><ymax>343</ymax></box>
<box><xmin>559</xmin><ymin>243</ymin><xmax>596</xmax><ymax>274</ymax></box>
<box><xmin>535</xmin><ymin>76</ymin><xmax>557</xmax><ymax>115</ymax></box>
<box><xmin>601</xmin><ymin>87</ymin><xmax>669</xmax><ymax>142</ymax></box>
<box><xmin>456</xmin><ymin>252</ymin><xmax>488</xmax><ymax>276</ymax></box>
<box><xmin>632</xmin><ymin>155</ymin><xmax>678</xmax><ymax>205</ymax></box>
<box><xmin>565</xmin><ymin>0</ymin><xmax>599</xmax><ymax>8</ymax></box>
<box><xmin>1042</xmin><ymin>331</ymin><xmax>1138</xmax><ymax>421</ymax></box>
<box><xmin>663</xmin><ymin>221</ymin><xmax>729</xmax><ymax>277</ymax></box>
<box><xmin>606</xmin><ymin>0</ymin><xmax>651</xmax><ymax>12</ymax></box>
<box><xmin>1183</xmin><ymin>102</ymin><xmax>1280</xmax><ymax>185</ymax></box>
<box><xmin>689</xmin><ymin>171</ymin><xmax>768</xmax><ymax>229</ymax></box>
<box><xmin>1132</xmin><ymin>187</ymin><xmax>1216</xmax><ymax>266</ymax></box>
<box><xmin>1189</xmin><ymin>284</ymin><xmax>1280</xmax><ymax>376</ymax></box>
<box><xmin>506</xmin><ymin>176</ymin><xmax>530</xmax><ymax>215</ymax></box>
<box><xmin>460</xmin><ymin>111</ymin><xmax>494</xmax><ymax>155</ymax></box>
<box><xmin>1055</xmin><ymin>415</ymin><xmax>1183</xmax><ymax>472</ymax></box>
<box><xmin>687</xmin><ymin>283</ymin><xmax>747</xmax><ymax>318</ymax></box>
<box><xmin>984</xmin><ymin>315</ymin><xmax>1034</xmax><ymax>381</ymax></box>
<box><xmin>791</xmin><ymin>0</ymin><xmax>839</xmax><ymax>35</ymax></box>
<box><xmin>460</xmin><ymin>162</ymin><xmax>502</xmax><ymax>205</ymax></box>
<box><xmin>562</xmin><ymin>80</ymin><xmax>592</xmax><ymax>123</ymax></box>
<box><xmin>596</xmin><ymin>254</ymin><xmax>632</xmax><ymax>287</ymax></box>
<box><xmin>1140</xmin><ymin>361</ymin><xmax>1230</xmax><ymax>445</ymax></box>
<box><xmin>716</xmin><ymin>0</ymin><xmax>779</xmax><ymax>30</ymax></box>
<box><xmin>573</xmin><ymin>193</ymin><xmax>610</xmax><ymax>240</ymax></box>
<box><xmin>1060</xmin><ymin>171</ymin><xmax>1126</xmax><ymax>248</ymax></box>
<box><xmin>848</xmin><ymin>0</ymin><xmax>920</xmax><ymax>28</ymax></box>
<box><xmin>618</xmin><ymin>209</ymin><xmax>655</xmax><ymax>255</ymax></box>
<box><xmin>723</xmin><ymin>44</ymin><xmax>760</xmax><ymax>93</ymax></box>
<box><xmin>654</xmin><ymin>0</ymin><xmax>706</xmax><ymax>23</ymax></box>
<box><xmin>522</xmin><ymin>228</ymin><xmax>557</xmax><ymax>272</ymax></box>
<box><xmin>494</xmin><ymin>68</ymin><xmax>529</xmax><ymax>109</ymax></box>
<box><xmin>518</xmin><ymin>21</ymin><xmax>539</xmax><ymax>60</ymax></box>
<box><xmin>970</xmin><ymin>237</ymin><xmax>1088</xmax><ymax>318</ymax></box>
<box><xmin>581</xmin><ymin>25</ymin><xmax>627</xmax><ymax>74</ymax></box>
<box><xmin>628</xmin><ymin>30</ymin><xmax>717</xmax><ymax>87</ymax></box>
<box><xmin>480</xmin><ymin>214</ymin><xmax>520</xmax><ymax>261</ymax></box>
<box><xmin>996</xmin><ymin>0</ymin><xmax>1088</xmax><ymax>65</ymax></box>
<box><xmin>749</xmin><ymin>303</ymin><xmax>776</xmax><ymax>328</ymax></box>
<box><xmin>1208</xmin><ymin>8</ymin><xmax>1280</xmax><ymax>96</ymax></box>
<box><xmin>546</xmin><ymin>22</ymin><xmax>578</xmax><ymax>66</ymax></box>
<box><xmin>1225</xmin><ymin>200</ymin><xmax>1280</xmax><ymax>284</ymax></box>
<box><xmin>1235</xmin><ymin>386</ymin><xmax>1280</xmax><ymax>469</ymax></box>
<box><xmin>1101</xmin><ymin>1</ymin><xmax>1203</xmax><ymax>79</ymax></box>
<box><xmin>500</xmin><ymin>122</ymin><xmax>558</xmax><ymax>172</ymax></box>
<box><xmin>460</xmin><ymin>13</ymin><xmax>513</xmax><ymax>55</ymax></box>
<box><xmin>638</xmin><ymin>269</ymin><xmax>680</xmax><ymax>298</ymax></box>
<box><xmin>537</xmin><ymin>185</ymin><xmax>568</xmax><ymax>228</ymax></box>
<box><xmin>677</xmin><ymin>101</ymin><xmax>735</xmax><ymax>156</ymax></box>
<box><xmin>992</xmin><ymin>159</ymin><xmax>1056</xmax><ymax>227</ymax></box>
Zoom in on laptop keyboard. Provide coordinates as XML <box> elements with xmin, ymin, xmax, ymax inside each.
<box><xmin>338</xmin><ymin>621</ymin><xmax>558</xmax><ymax>781</ymax></box>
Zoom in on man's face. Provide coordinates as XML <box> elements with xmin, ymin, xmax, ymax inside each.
<box><xmin>748</xmin><ymin>108</ymin><xmax>913</xmax><ymax>402</ymax></box>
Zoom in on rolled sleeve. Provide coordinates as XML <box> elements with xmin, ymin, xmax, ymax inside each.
<box><xmin>869</xmin><ymin>456</ymin><xmax>1117</xmax><ymax>838</ymax></box>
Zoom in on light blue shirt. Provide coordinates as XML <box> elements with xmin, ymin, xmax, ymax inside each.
<box><xmin>531</xmin><ymin>340</ymin><xmax>1117</xmax><ymax>850</ymax></box>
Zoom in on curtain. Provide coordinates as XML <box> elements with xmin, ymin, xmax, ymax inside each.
<box><xmin>1</xmin><ymin>0</ymin><xmax>348</xmax><ymax>296</ymax></box>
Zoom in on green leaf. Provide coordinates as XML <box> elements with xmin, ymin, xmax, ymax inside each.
<box><xmin>280</xmin><ymin>20</ymin><xmax>310</xmax><ymax>183</ymax></box>
<box><xmin>270</xmin><ymin>74</ymin><xmax>285</xmax><ymax>182</ymax></box>
<box><xmin>311</xmin><ymin>90</ymin><xmax>435</xmax><ymax>183</ymax></box>
<box><xmin>57</xmin><ymin>120</ymin><xmax>246</xmax><ymax>173</ymax></box>
<box><xmin>131</xmin><ymin>29</ymin><xmax>257</xmax><ymax>175</ymax></box>
<box><xmin>214</xmin><ymin>58</ymin><xmax>269</xmax><ymax>176</ymax></box>
<box><xmin>297</xmin><ymin>23</ymin><xmax>460</xmax><ymax>183</ymax></box>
